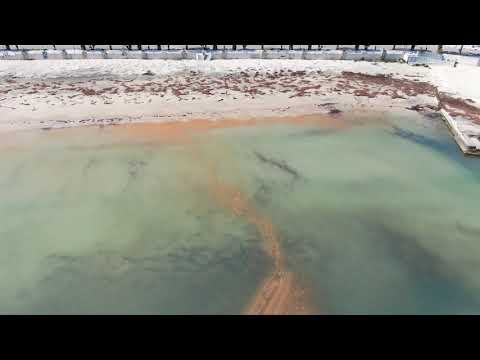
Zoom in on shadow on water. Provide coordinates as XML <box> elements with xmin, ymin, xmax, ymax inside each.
<box><xmin>389</xmin><ymin>124</ymin><xmax>480</xmax><ymax>180</ymax></box>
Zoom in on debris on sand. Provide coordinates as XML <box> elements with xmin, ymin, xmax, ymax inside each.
<box><xmin>437</xmin><ymin>92</ymin><xmax>480</xmax><ymax>124</ymax></box>
<box><xmin>142</xmin><ymin>70</ymin><xmax>155</xmax><ymax>76</ymax></box>
<box><xmin>329</xmin><ymin>108</ymin><xmax>342</xmax><ymax>115</ymax></box>
<box><xmin>406</xmin><ymin>104</ymin><xmax>439</xmax><ymax>112</ymax></box>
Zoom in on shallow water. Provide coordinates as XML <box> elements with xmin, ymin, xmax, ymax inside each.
<box><xmin>1</xmin><ymin>112</ymin><xmax>480</xmax><ymax>314</ymax></box>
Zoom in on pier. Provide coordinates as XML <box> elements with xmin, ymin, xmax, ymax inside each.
<box><xmin>441</xmin><ymin>109</ymin><xmax>480</xmax><ymax>155</ymax></box>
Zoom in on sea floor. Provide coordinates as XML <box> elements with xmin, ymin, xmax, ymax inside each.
<box><xmin>1</xmin><ymin>111</ymin><xmax>480</xmax><ymax>314</ymax></box>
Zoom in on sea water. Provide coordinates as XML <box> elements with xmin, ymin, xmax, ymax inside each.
<box><xmin>1</xmin><ymin>112</ymin><xmax>479</xmax><ymax>314</ymax></box>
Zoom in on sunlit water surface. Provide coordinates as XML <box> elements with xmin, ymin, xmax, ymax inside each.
<box><xmin>1</xmin><ymin>112</ymin><xmax>480</xmax><ymax>314</ymax></box>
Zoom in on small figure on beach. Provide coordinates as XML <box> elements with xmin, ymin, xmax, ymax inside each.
<box><xmin>454</xmin><ymin>60</ymin><xmax>459</xmax><ymax>68</ymax></box>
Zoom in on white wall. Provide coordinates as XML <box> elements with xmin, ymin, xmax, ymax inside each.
<box><xmin>303</xmin><ymin>50</ymin><xmax>344</xmax><ymax>60</ymax></box>
<box><xmin>84</xmin><ymin>51</ymin><xmax>106</xmax><ymax>59</ymax></box>
<box><xmin>263</xmin><ymin>50</ymin><xmax>290</xmax><ymax>59</ymax></box>
<box><xmin>0</xmin><ymin>51</ymin><xmax>25</xmax><ymax>60</ymax></box>
<box><xmin>1</xmin><ymin>48</ymin><xmax>478</xmax><ymax>65</ymax></box>
<box><xmin>383</xmin><ymin>50</ymin><xmax>404</xmax><ymax>62</ymax></box>
<box><xmin>142</xmin><ymin>51</ymin><xmax>184</xmax><ymax>60</ymax></box>
<box><xmin>125</xmin><ymin>51</ymin><xmax>145</xmax><ymax>59</ymax></box>
<box><xmin>183</xmin><ymin>50</ymin><xmax>203</xmax><ymax>60</ymax></box>
<box><xmin>343</xmin><ymin>50</ymin><xmax>384</xmax><ymax>61</ymax></box>
<box><xmin>224</xmin><ymin>50</ymin><xmax>263</xmax><ymax>59</ymax></box>
<box><xmin>104</xmin><ymin>50</ymin><xmax>126</xmax><ymax>59</ymax></box>
<box><xmin>25</xmin><ymin>50</ymin><xmax>46</xmax><ymax>60</ymax></box>
<box><xmin>46</xmin><ymin>50</ymin><xmax>65</xmax><ymax>60</ymax></box>
<box><xmin>65</xmin><ymin>49</ymin><xmax>86</xmax><ymax>59</ymax></box>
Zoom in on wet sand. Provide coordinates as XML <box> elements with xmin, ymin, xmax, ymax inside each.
<box><xmin>206</xmin><ymin>161</ymin><xmax>315</xmax><ymax>314</ymax></box>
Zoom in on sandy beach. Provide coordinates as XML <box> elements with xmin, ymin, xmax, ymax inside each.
<box><xmin>2</xmin><ymin>59</ymin><xmax>479</xmax><ymax>134</ymax></box>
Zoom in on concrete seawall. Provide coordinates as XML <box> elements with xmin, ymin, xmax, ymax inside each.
<box><xmin>1</xmin><ymin>48</ymin><xmax>479</xmax><ymax>66</ymax></box>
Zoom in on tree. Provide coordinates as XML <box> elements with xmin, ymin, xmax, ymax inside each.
<box><xmin>80</xmin><ymin>45</ymin><xmax>86</xmax><ymax>50</ymax></box>
<box><xmin>5</xmin><ymin>45</ymin><xmax>10</xmax><ymax>50</ymax></box>
<box><xmin>52</xmin><ymin>45</ymin><xmax>56</xmax><ymax>50</ymax></box>
<box><xmin>261</xmin><ymin>45</ymin><xmax>264</xmax><ymax>50</ymax></box>
<box><xmin>242</xmin><ymin>45</ymin><xmax>247</xmax><ymax>50</ymax></box>
<box><xmin>307</xmin><ymin>45</ymin><xmax>312</xmax><ymax>51</ymax></box>
<box><xmin>364</xmin><ymin>45</ymin><xmax>370</xmax><ymax>50</ymax></box>
<box><xmin>410</xmin><ymin>45</ymin><xmax>416</xmax><ymax>51</ymax></box>
<box><xmin>90</xmin><ymin>45</ymin><xmax>96</xmax><ymax>50</ymax></box>
<box><xmin>392</xmin><ymin>44</ymin><xmax>396</xmax><ymax>50</ymax></box>
<box><xmin>281</xmin><ymin>45</ymin><xmax>283</xmax><ymax>50</ymax></box>
<box><xmin>289</xmin><ymin>45</ymin><xmax>293</xmax><ymax>50</ymax></box>
<box><xmin>336</xmin><ymin>45</ymin><xmax>340</xmax><ymax>50</ymax></box>
<box><xmin>437</xmin><ymin>45</ymin><xmax>443</xmax><ymax>53</ymax></box>
<box><xmin>167</xmin><ymin>45</ymin><xmax>170</xmax><ymax>50</ymax></box>
<box><xmin>213</xmin><ymin>45</ymin><xmax>218</xmax><ymax>50</ymax></box>
<box><xmin>459</xmin><ymin>45</ymin><xmax>464</xmax><ymax>54</ymax></box>
<box><xmin>185</xmin><ymin>45</ymin><xmax>189</xmax><ymax>50</ymax></box>
<box><xmin>109</xmin><ymin>45</ymin><xmax>113</xmax><ymax>50</ymax></box>
<box><xmin>126</xmin><ymin>45</ymin><xmax>132</xmax><ymax>51</ymax></box>
<box><xmin>354</xmin><ymin>45</ymin><xmax>360</xmax><ymax>51</ymax></box>
<box><xmin>137</xmin><ymin>45</ymin><xmax>142</xmax><ymax>50</ymax></box>
<box><xmin>157</xmin><ymin>45</ymin><xmax>162</xmax><ymax>50</ymax></box>
<box><xmin>232</xmin><ymin>45</ymin><xmax>236</xmax><ymax>50</ymax></box>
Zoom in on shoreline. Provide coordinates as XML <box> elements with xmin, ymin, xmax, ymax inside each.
<box><xmin>0</xmin><ymin>59</ymin><xmax>446</xmax><ymax>133</ymax></box>
<box><xmin>2</xmin><ymin>58</ymin><xmax>479</xmax><ymax>153</ymax></box>
<box><xmin>2</xmin><ymin>59</ymin><xmax>480</xmax><ymax>161</ymax></box>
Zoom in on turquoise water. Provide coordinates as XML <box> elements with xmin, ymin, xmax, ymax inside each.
<box><xmin>1</xmin><ymin>112</ymin><xmax>480</xmax><ymax>314</ymax></box>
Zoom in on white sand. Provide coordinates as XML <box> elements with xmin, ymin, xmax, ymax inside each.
<box><xmin>431</xmin><ymin>64</ymin><xmax>480</xmax><ymax>103</ymax></box>
<box><xmin>0</xmin><ymin>59</ymin><xmax>479</xmax><ymax>133</ymax></box>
